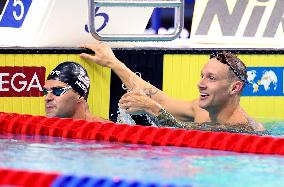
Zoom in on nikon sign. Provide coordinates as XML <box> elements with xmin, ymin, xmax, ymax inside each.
<box><xmin>191</xmin><ymin>0</ymin><xmax>284</xmax><ymax>46</ymax></box>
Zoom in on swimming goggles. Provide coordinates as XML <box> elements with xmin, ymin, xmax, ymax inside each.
<box><xmin>42</xmin><ymin>86</ymin><xmax>72</xmax><ymax>96</ymax></box>
<box><xmin>210</xmin><ymin>52</ymin><xmax>247</xmax><ymax>83</ymax></box>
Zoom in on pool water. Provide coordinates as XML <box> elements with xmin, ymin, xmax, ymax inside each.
<box><xmin>1</xmin><ymin>122</ymin><xmax>284</xmax><ymax>187</ymax></box>
<box><xmin>262</xmin><ymin>121</ymin><xmax>284</xmax><ymax>137</ymax></box>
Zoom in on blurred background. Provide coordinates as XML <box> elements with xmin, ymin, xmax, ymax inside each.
<box><xmin>146</xmin><ymin>0</ymin><xmax>195</xmax><ymax>39</ymax></box>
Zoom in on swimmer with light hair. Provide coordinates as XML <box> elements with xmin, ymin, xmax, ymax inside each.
<box><xmin>43</xmin><ymin>61</ymin><xmax>107</xmax><ymax>122</ymax></box>
<box><xmin>80</xmin><ymin>42</ymin><xmax>264</xmax><ymax>132</ymax></box>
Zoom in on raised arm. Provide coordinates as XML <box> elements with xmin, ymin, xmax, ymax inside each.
<box><xmin>80</xmin><ymin>42</ymin><xmax>166</xmax><ymax>101</ymax></box>
<box><xmin>80</xmin><ymin>42</ymin><xmax>195</xmax><ymax>121</ymax></box>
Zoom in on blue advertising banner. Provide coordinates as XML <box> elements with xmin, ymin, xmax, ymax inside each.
<box><xmin>0</xmin><ymin>0</ymin><xmax>32</xmax><ymax>28</ymax></box>
<box><xmin>242</xmin><ymin>67</ymin><xmax>283</xmax><ymax>96</ymax></box>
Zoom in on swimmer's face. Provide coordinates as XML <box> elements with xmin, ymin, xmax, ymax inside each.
<box><xmin>197</xmin><ymin>58</ymin><xmax>234</xmax><ymax>110</ymax></box>
<box><xmin>43</xmin><ymin>80</ymin><xmax>79</xmax><ymax>118</ymax></box>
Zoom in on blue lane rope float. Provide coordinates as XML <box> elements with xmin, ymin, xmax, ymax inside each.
<box><xmin>0</xmin><ymin>168</ymin><xmax>188</xmax><ymax>187</ymax></box>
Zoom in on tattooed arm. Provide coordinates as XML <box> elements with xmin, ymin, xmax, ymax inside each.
<box><xmin>80</xmin><ymin>42</ymin><xmax>195</xmax><ymax>121</ymax></box>
<box><xmin>119</xmin><ymin>90</ymin><xmax>256</xmax><ymax>133</ymax></box>
<box><xmin>143</xmin><ymin>87</ymin><xmax>159</xmax><ymax>98</ymax></box>
<box><xmin>151</xmin><ymin>108</ymin><xmax>256</xmax><ymax>133</ymax></box>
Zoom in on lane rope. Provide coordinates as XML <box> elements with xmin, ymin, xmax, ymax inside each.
<box><xmin>0</xmin><ymin>112</ymin><xmax>283</xmax><ymax>155</ymax></box>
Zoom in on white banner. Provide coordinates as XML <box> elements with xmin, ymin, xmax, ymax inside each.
<box><xmin>0</xmin><ymin>0</ymin><xmax>153</xmax><ymax>47</ymax></box>
<box><xmin>190</xmin><ymin>0</ymin><xmax>284</xmax><ymax>47</ymax></box>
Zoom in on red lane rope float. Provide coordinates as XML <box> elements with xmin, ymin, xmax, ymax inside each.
<box><xmin>1</xmin><ymin>112</ymin><xmax>284</xmax><ymax>155</ymax></box>
<box><xmin>0</xmin><ymin>168</ymin><xmax>58</xmax><ymax>187</ymax></box>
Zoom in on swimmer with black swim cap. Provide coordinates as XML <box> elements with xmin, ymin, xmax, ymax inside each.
<box><xmin>43</xmin><ymin>61</ymin><xmax>107</xmax><ymax>122</ymax></box>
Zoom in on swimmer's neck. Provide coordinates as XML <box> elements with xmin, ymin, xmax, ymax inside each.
<box><xmin>71</xmin><ymin>101</ymin><xmax>91</xmax><ymax>121</ymax></box>
<box><xmin>207</xmin><ymin>100</ymin><xmax>241</xmax><ymax>124</ymax></box>
<box><xmin>72</xmin><ymin>108</ymin><xmax>107</xmax><ymax>122</ymax></box>
<box><xmin>72</xmin><ymin>111</ymin><xmax>92</xmax><ymax>121</ymax></box>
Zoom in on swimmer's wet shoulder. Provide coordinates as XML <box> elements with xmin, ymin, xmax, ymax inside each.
<box><xmin>151</xmin><ymin>107</ymin><xmax>264</xmax><ymax>133</ymax></box>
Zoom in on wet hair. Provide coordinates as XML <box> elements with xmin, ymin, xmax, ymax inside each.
<box><xmin>210</xmin><ymin>51</ymin><xmax>248</xmax><ymax>91</ymax></box>
<box><xmin>47</xmin><ymin>61</ymin><xmax>90</xmax><ymax>101</ymax></box>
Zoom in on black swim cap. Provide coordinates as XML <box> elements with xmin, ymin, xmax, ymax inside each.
<box><xmin>47</xmin><ymin>61</ymin><xmax>90</xmax><ymax>101</ymax></box>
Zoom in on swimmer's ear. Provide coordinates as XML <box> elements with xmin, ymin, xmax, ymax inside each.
<box><xmin>230</xmin><ymin>81</ymin><xmax>243</xmax><ymax>95</ymax></box>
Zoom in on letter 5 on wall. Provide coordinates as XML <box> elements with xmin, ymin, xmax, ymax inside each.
<box><xmin>0</xmin><ymin>0</ymin><xmax>32</xmax><ymax>28</ymax></box>
<box><xmin>0</xmin><ymin>0</ymin><xmax>152</xmax><ymax>47</ymax></box>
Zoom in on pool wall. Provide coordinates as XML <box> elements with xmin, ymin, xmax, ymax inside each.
<box><xmin>0</xmin><ymin>48</ymin><xmax>283</xmax><ymax>122</ymax></box>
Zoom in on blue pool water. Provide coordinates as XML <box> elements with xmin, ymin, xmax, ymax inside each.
<box><xmin>262</xmin><ymin>121</ymin><xmax>284</xmax><ymax>137</ymax></box>
<box><xmin>1</xmin><ymin>121</ymin><xmax>284</xmax><ymax>187</ymax></box>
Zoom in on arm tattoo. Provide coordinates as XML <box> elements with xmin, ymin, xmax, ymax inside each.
<box><xmin>149</xmin><ymin>108</ymin><xmax>256</xmax><ymax>134</ymax></box>
<box><xmin>143</xmin><ymin>87</ymin><xmax>158</xmax><ymax>98</ymax></box>
<box><xmin>149</xmin><ymin>108</ymin><xmax>196</xmax><ymax>129</ymax></box>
